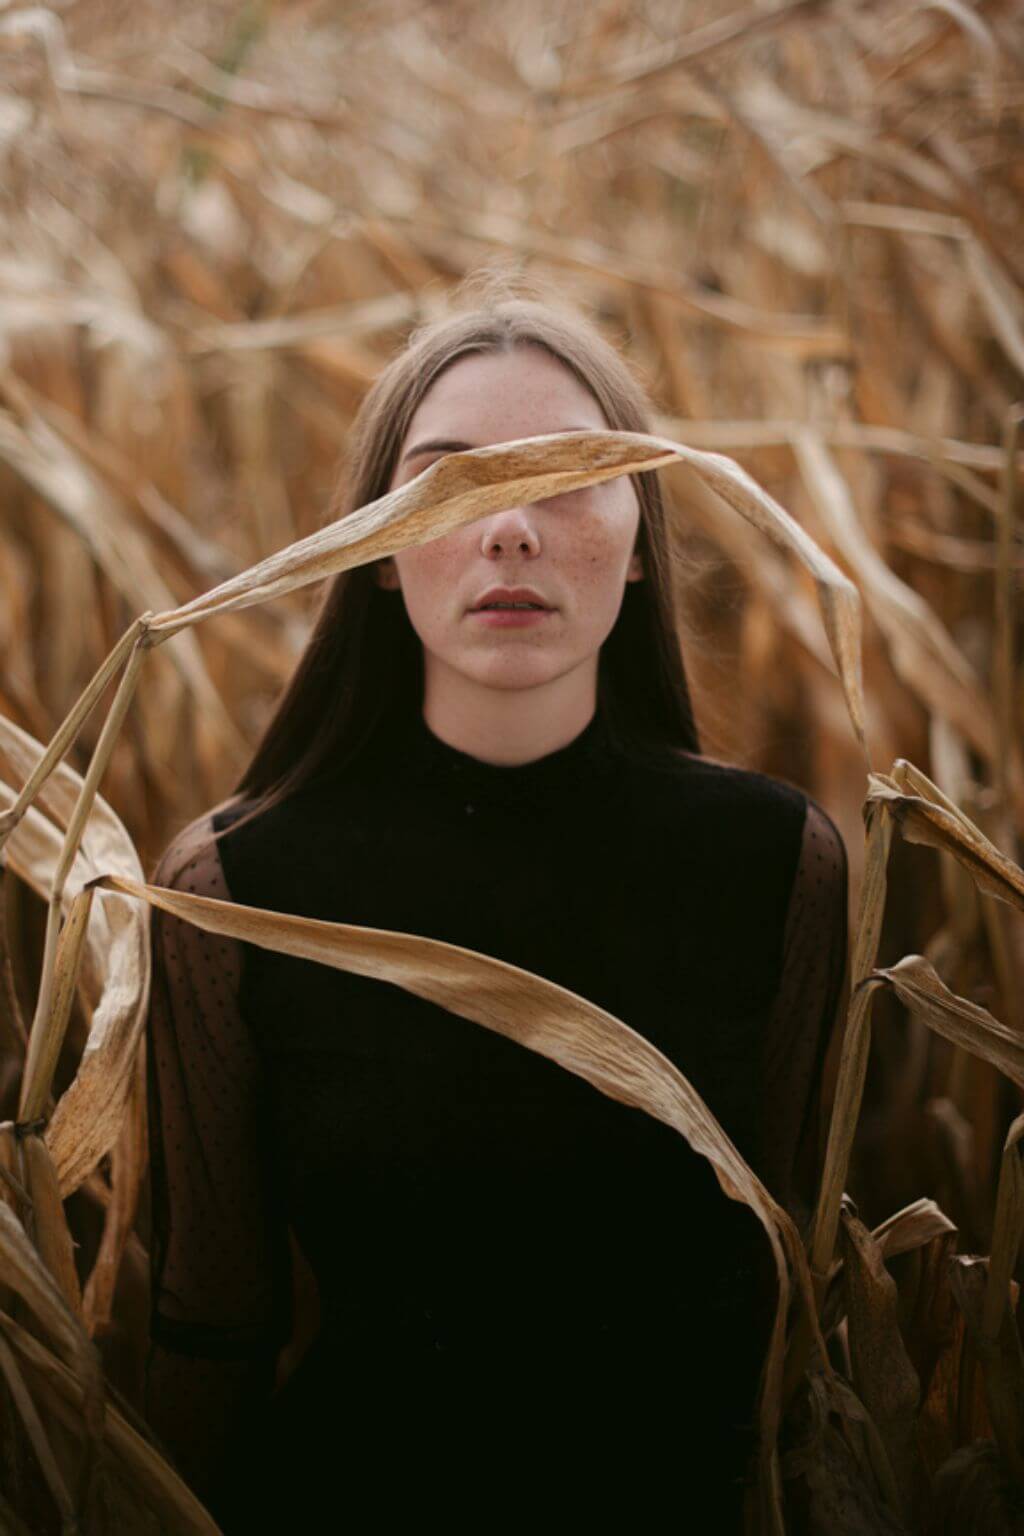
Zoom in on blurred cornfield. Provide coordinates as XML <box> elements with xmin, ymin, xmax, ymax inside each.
<box><xmin>1</xmin><ymin>0</ymin><xmax>1023</xmax><ymax>1531</ymax></box>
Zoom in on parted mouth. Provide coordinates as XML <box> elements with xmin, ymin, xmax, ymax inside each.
<box><xmin>469</xmin><ymin>586</ymin><xmax>554</xmax><ymax>612</ymax></box>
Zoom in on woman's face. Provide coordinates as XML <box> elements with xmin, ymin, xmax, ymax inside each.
<box><xmin>377</xmin><ymin>344</ymin><xmax>643</xmax><ymax>704</ymax></box>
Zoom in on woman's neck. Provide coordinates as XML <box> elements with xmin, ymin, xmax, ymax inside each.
<box><xmin>420</xmin><ymin>665</ymin><xmax>599</xmax><ymax>768</ymax></box>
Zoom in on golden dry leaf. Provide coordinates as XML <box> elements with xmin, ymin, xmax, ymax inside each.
<box><xmin>869</xmin><ymin>762</ymin><xmax>1024</xmax><ymax>915</ymax></box>
<box><xmin>0</xmin><ymin>713</ymin><xmax>150</xmax><ymax>1198</ymax></box>
<box><xmin>871</xmin><ymin>956</ymin><xmax>1024</xmax><ymax>1091</ymax></box>
<box><xmin>872</xmin><ymin>1199</ymin><xmax>957</xmax><ymax>1264</ymax></box>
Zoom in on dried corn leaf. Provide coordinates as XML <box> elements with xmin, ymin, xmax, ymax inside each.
<box><xmin>871</xmin><ymin>956</ymin><xmax>1024</xmax><ymax>1090</ymax></box>
<box><xmin>0</xmin><ymin>715</ymin><xmax>149</xmax><ymax>1197</ymax></box>
<box><xmin>868</xmin><ymin>762</ymin><xmax>1024</xmax><ymax>914</ymax></box>
<box><xmin>872</xmin><ymin>1199</ymin><xmax>957</xmax><ymax>1264</ymax></box>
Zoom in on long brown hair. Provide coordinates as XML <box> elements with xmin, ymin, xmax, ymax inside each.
<box><xmin>205</xmin><ymin>270</ymin><xmax>702</xmax><ymax>845</ymax></box>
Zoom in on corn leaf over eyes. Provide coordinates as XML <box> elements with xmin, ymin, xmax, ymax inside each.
<box><xmin>142</xmin><ymin>428</ymin><xmax>867</xmax><ymax>749</ymax></box>
<box><xmin>0</xmin><ymin>429</ymin><xmax>865</xmax><ymax>873</ymax></box>
<box><xmin>90</xmin><ymin>867</ymin><xmax>821</xmax><ymax>1534</ymax></box>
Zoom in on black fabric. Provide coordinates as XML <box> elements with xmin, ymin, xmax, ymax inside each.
<box><xmin>188</xmin><ymin>702</ymin><xmax>810</xmax><ymax>1528</ymax></box>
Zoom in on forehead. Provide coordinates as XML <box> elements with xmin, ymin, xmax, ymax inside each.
<box><xmin>402</xmin><ymin>346</ymin><xmax>608</xmax><ymax>444</ymax></box>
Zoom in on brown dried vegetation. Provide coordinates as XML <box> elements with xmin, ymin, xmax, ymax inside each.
<box><xmin>0</xmin><ymin>1</ymin><xmax>1022</xmax><ymax>1531</ymax></box>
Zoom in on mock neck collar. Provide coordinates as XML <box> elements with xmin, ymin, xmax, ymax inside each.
<box><xmin>383</xmin><ymin>704</ymin><xmax>626</xmax><ymax>810</ymax></box>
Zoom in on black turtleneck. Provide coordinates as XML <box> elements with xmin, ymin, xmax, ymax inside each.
<box><xmin>144</xmin><ymin>702</ymin><xmax>849</xmax><ymax>1530</ymax></box>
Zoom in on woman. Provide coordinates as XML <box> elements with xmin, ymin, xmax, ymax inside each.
<box><xmin>143</xmin><ymin>278</ymin><xmax>849</xmax><ymax>1531</ymax></box>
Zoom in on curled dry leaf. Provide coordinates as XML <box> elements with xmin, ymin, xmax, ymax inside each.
<box><xmin>867</xmin><ymin>763</ymin><xmax>1024</xmax><ymax>915</ymax></box>
<box><xmin>870</xmin><ymin>956</ymin><xmax>1024</xmax><ymax>1092</ymax></box>
<box><xmin>0</xmin><ymin>714</ymin><xmax>150</xmax><ymax>1198</ymax></box>
<box><xmin>872</xmin><ymin>1199</ymin><xmax>957</xmax><ymax>1264</ymax></box>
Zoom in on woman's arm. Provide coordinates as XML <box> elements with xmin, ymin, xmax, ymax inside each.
<box><xmin>143</xmin><ymin>813</ymin><xmax>293</xmax><ymax>1503</ymax></box>
<box><xmin>760</xmin><ymin>796</ymin><xmax>850</xmax><ymax>1233</ymax></box>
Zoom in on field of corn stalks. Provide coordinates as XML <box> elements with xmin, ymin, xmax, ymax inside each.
<box><xmin>1</xmin><ymin>0</ymin><xmax>1023</xmax><ymax>1531</ymax></box>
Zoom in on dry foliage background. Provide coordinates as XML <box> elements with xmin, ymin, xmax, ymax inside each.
<box><xmin>0</xmin><ymin>0</ymin><xmax>1023</xmax><ymax>1531</ymax></box>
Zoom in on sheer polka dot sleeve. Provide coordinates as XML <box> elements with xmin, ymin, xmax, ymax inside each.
<box><xmin>143</xmin><ymin>811</ymin><xmax>293</xmax><ymax>1499</ymax></box>
<box><xmin>760</xmin><ymin>797</ymin><xmax>850</xmax><ymax>1234</ymax></box>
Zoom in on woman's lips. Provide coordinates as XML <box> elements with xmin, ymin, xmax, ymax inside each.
<box><xmin>468</xmin><ymin>607</ymin><xmax>555</xmax><ymax>627</ymax></box>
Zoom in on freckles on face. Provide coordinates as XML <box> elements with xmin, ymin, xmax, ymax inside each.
<box><xmin>395</xmin><ymin>483</ymin><xmax>637</xmax><ymax>627</ymax></box>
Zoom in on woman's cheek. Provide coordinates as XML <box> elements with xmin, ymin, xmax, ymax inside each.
<box><xmin>400</xmin><ymin>546</ymin><xmax>461</xmax><ymax>610</ymax></box>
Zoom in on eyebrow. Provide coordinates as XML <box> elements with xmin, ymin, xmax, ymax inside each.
<box><xmin>400</xmin><ymin>427</ymin><xmax>594</xmax><ymax>466</ymax></box>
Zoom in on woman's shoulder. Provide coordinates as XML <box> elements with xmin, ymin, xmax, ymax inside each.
<box><xmin>622</xmin><ymin>746</ymin><xmax>852</xmax><ymax>921</ymax></box>
<box><xmin>150</xmin><ymin>806</ymin><xmax>235</xmax><ymax>901</ymax></box>
<box><xmin>624</xmin><ymin>740</ymin><xmax>820</xmax><ymax>851</ymax></box>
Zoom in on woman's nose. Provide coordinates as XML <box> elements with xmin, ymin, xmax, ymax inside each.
<box><xmin>480</xmin><ymin>508</ymin><xmax>541</xmax><ymax>557</ymax></box>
